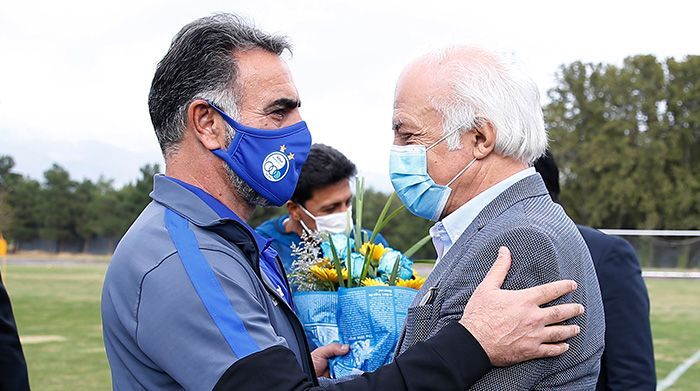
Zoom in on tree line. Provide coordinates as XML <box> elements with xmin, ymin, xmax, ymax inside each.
<box><xmin>0</xmin><ymin>155</ymin><xmax>438</xmax><ymax>259</ymax></box>
<box><xmin>545</xmin><ymin>55</ymin><xmax>699</xmax><ymax>229</ymax></box>
<box><xmin>0</xmin><ymin>54</ymin><xmax>697</xmax><ymax>258</ymax></box>
<box><xmin>0</xmin><ymin>156</ymin><xmax>158</xmax><ymax>253</ymax></box>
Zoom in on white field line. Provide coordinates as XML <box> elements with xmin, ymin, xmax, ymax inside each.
<box><xmin>643</xmin><ymin>271</ymin><xmax>700</xmax><ymax>279</ymax></box>
<box><xmin>657</xmin><ymin>349</ymin><xmax>700</xmax><ymax>391</ymax></box>
<box><xmin>600</xmin><ymin>229</ymin><xmax>700</xmax><ymax>237</ymax></box>
<box><xmin>20</xmin><ymin>335</ymin><xmax>66</xmax><ymax>344</ymax></box>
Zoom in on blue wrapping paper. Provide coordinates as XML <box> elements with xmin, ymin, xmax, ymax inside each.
<box><xmin>294</xmin><ymin>286</ymin><xmax>417</xmax><ymax>378</ymax></box>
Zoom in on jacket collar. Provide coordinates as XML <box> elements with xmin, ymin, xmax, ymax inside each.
<box><xmin>150</xmin><ymin>174</ymin><xmax>260</xmax><ymax>266</ymax></box>
<box><xmin>472</xmin><ymin>173</ymin><xmax>550</xmax><ymax>230</ymax></box>
<box><xmin>424</xmin><ymin>174</ymin><xmax>550</xmax><ymax>288</ymax></box>
<box><xmin>452</xmin><ymin>173</ymin><xmax>549</xmax><ymax>247</ymax></box>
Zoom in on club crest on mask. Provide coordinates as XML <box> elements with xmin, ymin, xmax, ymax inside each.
<box><xmin>262</xmin><ymin>145</ymin><xmax>295</xmax><ymax>182</ymax></box>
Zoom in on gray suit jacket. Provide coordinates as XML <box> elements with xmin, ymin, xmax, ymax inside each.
<box><xmin>396</xmin><ymin>174</ymin><xmax>605</xmax><ymax>390</ymax></box>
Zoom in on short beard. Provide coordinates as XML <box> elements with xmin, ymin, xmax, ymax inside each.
<box><xmin>224</xmin><ymin>162</ymin><xmax>271</xmax><ymax>208</ymax></box>
<box><xmin>219</xmin><ymin>121</ymin><xmax>271</xmax><ymax>209</ymax></box>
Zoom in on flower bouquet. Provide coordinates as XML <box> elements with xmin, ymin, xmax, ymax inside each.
<box><xmin>289</xmin><ymin>178</ymin><xmax>430</xmax><ymax>378</ymax></box>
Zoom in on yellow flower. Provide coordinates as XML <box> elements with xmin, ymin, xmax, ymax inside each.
<box><xmin>359</xmin><ymin>242</ymin><xmax>389</xmax><ymax>262</ymax></box>
<box><xmin>315</xmin><ymin>258</ymin><xmax>331</xmax><ymax>268</ymax></box>
<box><xmin>361</xmin><ymin>278</ymin><xmax>388</xmax><ymax>287</ymax></box>
<box><xmin>310</xmin><ymin>265</ymin><xmax>348</xmax><ymax>282</ymax></box>
<box><xmin>396</xmin><ymin>275</ymin><xmax>426</xmax><ymax>290</ymax></box>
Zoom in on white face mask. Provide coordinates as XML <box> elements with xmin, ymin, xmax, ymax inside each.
<box><xmin>299</xmin><ymin>205</ymin><xmax>353</xmax><ymax>234</ymax></box>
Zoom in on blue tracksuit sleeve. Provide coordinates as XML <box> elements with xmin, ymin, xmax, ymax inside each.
<box><xmin>135</xmin><ymin>249</ymin><xmax>287</xmax><ymax>391</ymax></box>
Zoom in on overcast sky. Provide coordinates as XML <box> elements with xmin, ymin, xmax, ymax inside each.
<box><xmin>1</xmin><ymin>0</ymin><xmax>698</xmax><ymax>191</ymax></box>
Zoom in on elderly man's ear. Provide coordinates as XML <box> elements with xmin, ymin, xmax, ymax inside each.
<box><xmin>471</xmin><ymin>120</ymin><xmax>497</xmax><ymax>159</ymax></box>
<box><xmin>187</xmin><ymin>100</ymin><xmax>229</xmax><ymax>150</ymax></box>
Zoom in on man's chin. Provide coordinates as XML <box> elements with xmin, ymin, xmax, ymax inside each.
<box><xmin>224</xmin><ymin>165</ymin><xmax>271</xmax><ymax>208</ymax></box>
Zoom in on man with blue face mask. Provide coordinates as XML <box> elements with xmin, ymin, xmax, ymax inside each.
<box><xmin>256</xmin><ymin>144</ymin><xmax>388</xmax><ymax>274</ymax></box>
<box><xmin>102</xmin><ymin>14</ymin><xmax>586</xmax><ymax>391</ymax></box>
<box><xmin>391</xmin><ymin>46</ymin><xmax>606</xmax><ymax>390</ymax></box>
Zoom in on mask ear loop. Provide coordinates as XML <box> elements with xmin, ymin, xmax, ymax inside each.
<box><xmin>297</xmin><ymin>204</ymin><xmax>317</xmax><ymax>234</ymax></box>
<box><xmin>426</xmin><ymin>127</ymin><xmax>463</xmax><ymax>151</ymax></box>
<box><xmin>446</xmin><ymin>158</ymin><xmax>477</xmax><ymax>187</ymax></box>
<box><xmin>299</xmin><ymin>219</ymin><xmax>314</xmax><ymax>235</ymax></box>
<box><xmin>433</xmin><ymin>157</ymin><xmax>477</xmax><ymax>221</ymax></box>
<box><xmin>427</xmin><ymin>118</ymin><xmax>483</xmax><ymax>151</ymax></box>
<box><xmin>299</xmin><ymin>205</ymin><xmax>318</xmax><ymax>221</ymax></box>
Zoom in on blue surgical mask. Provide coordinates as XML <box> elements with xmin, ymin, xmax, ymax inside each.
<box><xmin>389</xmin><ymin>130</ymin><xmax>476</xmax><ymax>221</ymax></box>
<box><xmin>207</xmin><ymin>101</ymin><xmax>312</xmax><ymax>207</ymax></box>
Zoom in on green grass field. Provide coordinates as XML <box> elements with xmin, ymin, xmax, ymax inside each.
<box><xmin>4</xmin><ymin>264</ymin><xmax>700</xmax><ymax>390</ymax></box>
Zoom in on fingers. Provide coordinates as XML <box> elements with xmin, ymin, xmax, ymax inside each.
<box><xmin>315</xmin><ymin>343</ymin><xmax>349</xmax><ymax>359</ymax></box>
<box><xmin>524</xmin><ymin>279</ymin><xmax>578</xmax><ymax>305</ymax></box>
<box><xmin>479</xmin><ymin>246</ymin><xmax>513</xmax><ymax>290</ymax></box>
<box><xmin>540</xmin><ymin>303</ymin><xmax>585</xmax><ymax>325</ymax></box>
<box><xmin>534</xmin><ymin>342</ymin><xmax>570</xmax><ymax>358</ymax></box>
<box><xmin>540</xmin><ymin>324</ymin><xmax>581</xmax><ymax>343</ymax></box>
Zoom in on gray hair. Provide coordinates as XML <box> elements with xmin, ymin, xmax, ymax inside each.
<box><xmin>428</xmin><ymin>46</ymin><xmax>548</xmax><ymax>164</ymax></box>
<box><xmin>148</xmin><ymin>13</ymin><xmax>291</xmax><ymax>206</ymax></box>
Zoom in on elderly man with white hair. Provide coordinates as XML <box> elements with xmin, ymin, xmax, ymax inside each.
<box><xmin>391</xmin><ymin>46</ymin><xmax>605</xmax><ymax>390</ymax></box>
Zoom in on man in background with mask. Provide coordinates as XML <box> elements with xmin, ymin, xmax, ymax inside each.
<box><xmin>256</xmin><ymin>143</ymin><xmax>387</xmax><ymax>274</ymax></box>
<box><xmin>102</xmin><ymin>14</ymin><xmax>587</xmax><ymax>390</ymax></box>
<box><xmin>390</xmin><ymin>45</ymin><xmax>605</xmax><ymax>390</ymax></box>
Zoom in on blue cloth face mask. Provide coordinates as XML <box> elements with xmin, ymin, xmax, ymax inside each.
<box><xmin>390</xmin><ymin>129</ymin><xmax>476</xmax><ymax>221</ymax></box>
<box><xmin>207</xmin><ymin>101</ymin><xmax>312</xmax><ymax>207</ymax></box>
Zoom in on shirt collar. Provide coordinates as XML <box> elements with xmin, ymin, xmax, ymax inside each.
<box><xmin>434</xmin><ymin>167</ymin><xmax>536</xmax><ymax>250</ymax></box>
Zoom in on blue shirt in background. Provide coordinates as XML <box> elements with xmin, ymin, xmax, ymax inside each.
<box><xmin>256</xmin><ymin>214</ymin><xmax>388</xmax><ymax>275</ymax></box>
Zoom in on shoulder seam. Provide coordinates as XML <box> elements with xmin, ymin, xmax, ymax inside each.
<box><xmin>135</xmin><ymin>250</ymin><xmax>178</xmax><ymax>343</ymax></box>
<box><xmin>134</xmin><ymin>245</ymin><xmax>261</xmax><ymax>345</ymax></box>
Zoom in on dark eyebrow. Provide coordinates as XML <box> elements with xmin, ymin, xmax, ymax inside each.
<box><xmin>265</xmin><ymin>98</ymin><xmax>301</xmax><ymax>112</ymax></box>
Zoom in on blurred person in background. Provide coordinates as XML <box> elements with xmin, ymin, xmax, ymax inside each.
<box><xmin>256</xmin><ymin>143</ymin><xmax>387</xmax><ymax>274</ymax></box>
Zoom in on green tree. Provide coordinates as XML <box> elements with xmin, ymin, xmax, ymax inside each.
<box><xmin>0</xmin><ymin>156</ymin><xmax>16</xmax><ymax>234</ymax></box>
<box><xmin>39</xmin><ymin>164</ymin><xmax>78</xmax><ymax>251</ymax></box>
<box><xmin>115</xmin><ymin>163</ymin><xmax>161</xmax><ymax>233</ymax></box>
<box><xmin>74</xmin><ymin>179</ymin><xmax>99</xmax><ymax>251</ymax></box>
<box><xmin>545</xmin><ymin>55</ymin><xmax>700</xmax><ymax>229</ymax></box>
<box><xmin>0</xmin><ymin>156</ymin><xmax>42</xmax><ymax>247</ymax></box>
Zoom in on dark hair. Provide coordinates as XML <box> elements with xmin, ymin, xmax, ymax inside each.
<box><xmin>148</xmin><ymin>13</ymin><xmax>291</xmax><ymax>156</ymax></box>
<box><xmin>291</xmin><ymin>144</ymin><xmax>357</xmax><ymax>205</ymax></box>
<box><xmin>533</xmin><ymin>150</ymin><xmax>560</xmax><ymax>203</ymax></box>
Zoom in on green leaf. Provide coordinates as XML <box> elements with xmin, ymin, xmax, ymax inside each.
<box><xmin>359</xmin><ymin>246</ymin><xmax>373</xmax><ymax>282</ymax></box>
<box><xmin>327</xmin><ymin>236</ymin><xmax>344</xmax><ymax>288</ymax></box>
<box><xmin>346</xmin><ymin>235</ymin><xmax>352</xmax><ymax>288</ymax></box>
<box><xmin>403</xmin><ymin>234</ymin><xmax>432</xmax><ymax>259</ymax></box>
<box><xmin>371</xmin><ymin>205</ymin><xmax>406</xmax><ymax>240</ymax></box>
<box><xmin>354</xmin><ymin>177</ymin><xmax>364</xmax><ymax>252</ymax></box>
<box><xmin>388</xmin><ymin>252</ymin><xmax>401</xmax><ymax>286</ymax></box>
<box><xmin>369</xmin><ymin>192</ymin><xmax>396</xmax><ymax>243</ymax></box>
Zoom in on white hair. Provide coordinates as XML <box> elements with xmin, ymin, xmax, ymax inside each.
<box><xmin>427</xmin><ymin>45</ymin><xmax>548</xmax><ymax>164</ymax></box>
